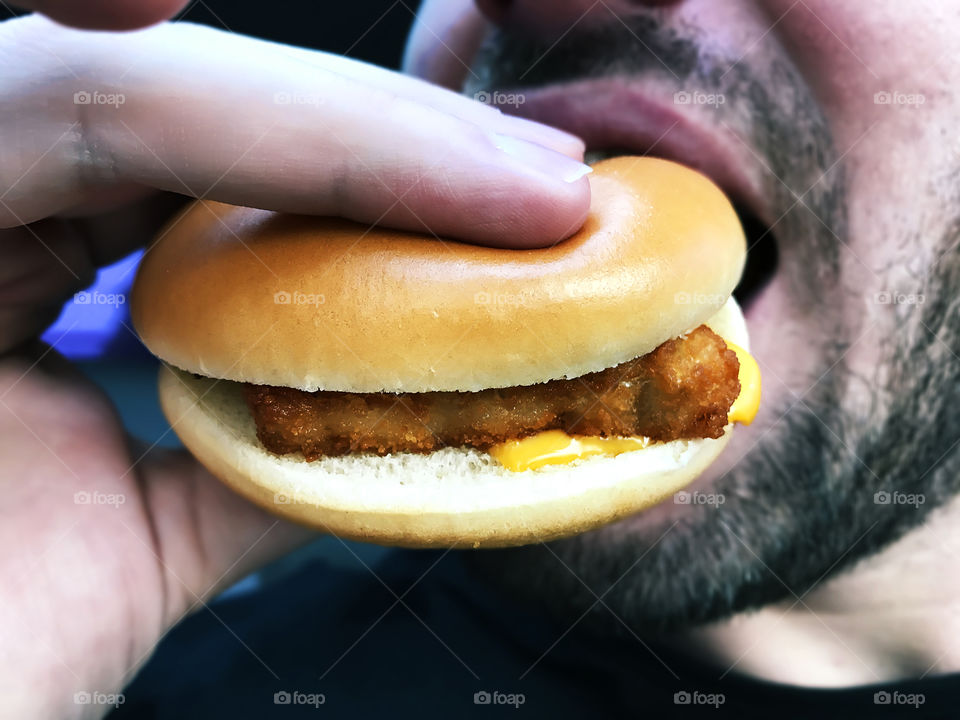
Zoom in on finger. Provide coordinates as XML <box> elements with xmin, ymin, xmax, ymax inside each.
<box><xmin>9</xmin><ymin>0</ymin><xmax>189</xmax><ymax>30</ymax></box>
<box><xmin>0</xmin><ymin>346</ymin><xmax>314</xmax><ymax>708</ymax></box>
<box><xmin>138</xmin><ymin>444</ymin><xmax>316</xmax><ymax>626</ymax></box>
<box><xmin>1</xmin><ymin>16</ymin><xmax>591</xmax><ymax>248</ymax></box>
<box><xmin>271</xmin><ymin>29</ymin><xmax>584</xmax><ymax>159</ymax></box>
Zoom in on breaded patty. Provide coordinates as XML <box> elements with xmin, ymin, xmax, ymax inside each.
<box><xmin>243</xmin><ymin>325</ymin><xmax>740</xmax><ymax>460</ymax></box>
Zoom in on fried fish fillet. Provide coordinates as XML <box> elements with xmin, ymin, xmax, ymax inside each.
<box><xmin>243</xmin><ymin>325</ymin><xmax>740</xmax><ymax>460</ymax></box>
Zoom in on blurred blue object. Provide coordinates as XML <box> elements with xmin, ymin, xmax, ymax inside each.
<box><xmin>39</xmin><ymin>247</ymin><xmax>178</xmax><ymax>446</ymax></box>
<box><xmin>42</xmin><ymin>249</ymin><xmax>151</xmax><ymax>360</ymax></box>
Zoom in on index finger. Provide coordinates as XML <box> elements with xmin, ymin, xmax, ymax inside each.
<box><xmin>0</xmin><ymin>17</ymin><xmax>591</xmax><ymax>248</ymax></box>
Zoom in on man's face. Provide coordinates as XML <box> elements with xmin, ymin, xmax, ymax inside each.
<box><xmin>407</xmin><ymin>0</ymin><xmax>960</xmax><ymax>632</ymax></box>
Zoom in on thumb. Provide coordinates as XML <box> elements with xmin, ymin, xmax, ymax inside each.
<box><xmin>137</xmin><ymin>444</ymin><xmax>316</xmax><ymax>629</ymax></box>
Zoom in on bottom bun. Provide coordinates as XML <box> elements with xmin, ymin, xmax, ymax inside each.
<box><xmin>158</xmin><ymin>298</ymin><xmax>747</xmax><ymax>548</ymax></box>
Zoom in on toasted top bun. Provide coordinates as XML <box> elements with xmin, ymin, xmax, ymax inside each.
<box><xmin>132</xmin><ymin>157</ymin><xmax>746</xmax><ymax>392</ymax></box>
<box><xmin>157</xmin><ymin>298</ymin><xmax>748</xmax><ymax>548</ymax></box>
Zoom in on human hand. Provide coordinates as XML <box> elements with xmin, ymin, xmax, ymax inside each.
<box><xmin>0</xmin><ymin>13</ymin><xmax>589</xmax><ymax>718</ymax></box>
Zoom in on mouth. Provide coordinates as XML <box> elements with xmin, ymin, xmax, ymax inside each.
<box><xmin>497</xmin><ymin>77</ymin><xmax>780</xmax><ymax>313</ymax></box>
<box><xmin>491</xmin><ymin>76</ymin><xmax>784</xmax><ymax>527</ymax></box>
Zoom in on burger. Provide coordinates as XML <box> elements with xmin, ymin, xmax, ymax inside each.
<box><xmin>131</xmin><ymin>156</ymin><xmax>760</xmax><ymax>548</ymax></box>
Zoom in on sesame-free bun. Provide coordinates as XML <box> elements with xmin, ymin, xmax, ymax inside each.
<box><xmin>156</xmin><ymin>298</ymin><xmax>748</xmax><ymax>548</ymax></box>
<box><xmin>132</xmin><ymin>157</ymin><xmax>746</xmax><ymax>393</ymax></box>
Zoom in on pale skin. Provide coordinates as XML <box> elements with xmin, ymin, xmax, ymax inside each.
<box><xmin>0</xmin><ymin>5</ymin><xmax>591</xmax><ymax>718</ymax></box>
<box><xmin>2</xmin><ymin>1</ymin><xmax>958</xmax><ymax>717</ymax></box>
<box><xmin>674</xmin><ymin>494</ymin><xmax>960</xmax><ymax>686</ymax></box>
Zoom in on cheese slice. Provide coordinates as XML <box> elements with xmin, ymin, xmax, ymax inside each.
<box><xmin>726</xmin><ymin>342</ymin><xmax>761</xmax><ymax>426</ymax></box>
<box><xmin>488</xmin><ymin>431</ymin><xmax>651</xmax><ymax>473</ymax></box>
<box><xmin>489</xmin><ymin>341</ymin><xmax>761</xmax><ymax>472</ymax></box>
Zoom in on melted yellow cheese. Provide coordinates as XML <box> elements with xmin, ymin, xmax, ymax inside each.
<box><xmin>726</xmin><ymin>342</ymin><xmax>761</xmax><ymax>426</ymax></box>
<box><xmin>488</xmin><ymin>430</ymin><xmax>651</xmax><ymax>472</ymax></box>
<box><xmin>489</xmin><ymin>341</ymin><xmax>762</xmax><ymax>472</ymax></box>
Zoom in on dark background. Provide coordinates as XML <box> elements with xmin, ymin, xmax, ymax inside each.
<box><xmin>0</xmin><ymin>0</ymin><xmax>417</xmax><ymax>69</ymax></box>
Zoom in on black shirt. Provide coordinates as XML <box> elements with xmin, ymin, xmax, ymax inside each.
<box><xmin>111</xmin><ymin>549</ymin><xmax>960</xmax><ymax>719</ymax></box>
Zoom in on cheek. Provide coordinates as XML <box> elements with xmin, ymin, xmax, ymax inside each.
<box><xmin>755</xmin><ymin>1</ymin><xmax>946</xmax><ymax>115</ymax></box>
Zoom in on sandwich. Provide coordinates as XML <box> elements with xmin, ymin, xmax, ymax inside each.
<box><xmin>131</xmin><ymin>156</ymin><xmax>760</xmax><ymax>547</ymax></box>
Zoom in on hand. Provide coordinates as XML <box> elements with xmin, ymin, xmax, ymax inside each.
<box><xmin>0</xmin><ymin>13</ymin><xmax>589</xmax><ymax>718</ymax></box>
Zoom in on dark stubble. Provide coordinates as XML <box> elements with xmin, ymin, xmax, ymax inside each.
<box><xmin>462</xmin><ymin>15</ymin><xmax>960</xmax><ymax>633</ymax></box>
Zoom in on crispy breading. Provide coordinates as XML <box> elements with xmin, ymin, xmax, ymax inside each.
<box><xmin>243</xmin><ymin>325</ymin><xmax>740</xmax><ymax>460</ymax></box>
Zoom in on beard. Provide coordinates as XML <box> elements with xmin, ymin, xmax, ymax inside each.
<box><xmin>462</xmin><ymin>14</ymin><xmax>960</xmax><ymax>634</ymax></box>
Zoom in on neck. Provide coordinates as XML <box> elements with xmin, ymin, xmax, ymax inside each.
<box><xmin>665</xmin><ymin>494</ymin><xmax>960</xmax><ymax>687</ymax></box>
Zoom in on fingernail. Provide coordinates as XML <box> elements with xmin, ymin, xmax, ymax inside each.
<box><xmin>491</xmin><ymin>133</ymin><xmax>593</xmax><ymax>183</ymax></box>
<box><xmin>504</xmin><ymin>116</ymin><xmax>586</xmax><ymax>156</ymax></box>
